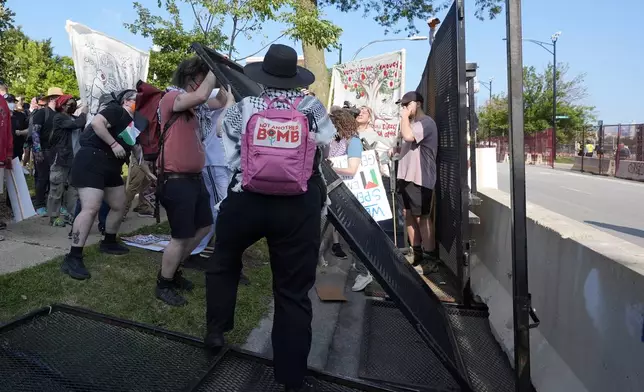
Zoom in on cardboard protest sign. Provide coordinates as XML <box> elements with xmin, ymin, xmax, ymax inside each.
<box><xmin>329</xmin><ymin>150</ymin><xmax>393</xmax><ymax>222</ymax></box>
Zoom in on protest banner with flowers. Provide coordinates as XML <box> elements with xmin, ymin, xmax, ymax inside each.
<box><xmin>329</xmin><ymin>50</ymin><xmax>406</xmax><ymax>147</ymax></box>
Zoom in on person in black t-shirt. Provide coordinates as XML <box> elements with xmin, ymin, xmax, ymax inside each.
<box><xmin>6</xmin><ymin>95</ymin><xmax>28</xmax><ymax>162</ymax></box>
<box><xmin>31</xmin><ymin>87</ymin><xmax>64</xmax><ymax>215</ymax></box>
<box><xmin>62</xmin><ymin>90</ymin><xmax>137</xmax><ymax>280</ymax></box>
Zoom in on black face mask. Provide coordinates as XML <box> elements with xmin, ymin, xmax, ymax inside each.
<box><xmin>66</xmin><ymin>103</ymin><xmax>77</xmax><ymax>114</ymax></box>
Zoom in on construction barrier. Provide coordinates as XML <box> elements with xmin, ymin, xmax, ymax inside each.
<box><xmin>615</xmin><ymin>160</ymin><xmax>644</xmax><ymax>182</ymax></box>
<box><xmin>571</xmin><ymin>156</ymin><xmax>614</xmax><ymax>175</ymax></box>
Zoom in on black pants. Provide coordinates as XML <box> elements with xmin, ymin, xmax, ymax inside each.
<box><xmin>34</xmin><ymin>149</ymin><xmax>54</xmax><ymax>209</ymax></box>
<box><xmin>205</xmin><ymin>178</ymin><xmax>324</xmax><ymax>387</ymax></box>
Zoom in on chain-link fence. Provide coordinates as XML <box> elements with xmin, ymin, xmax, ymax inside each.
<box><xmin>483</xmin><ymin>128</ymin><xmax>554</xmax><ymax>166</ymax></box>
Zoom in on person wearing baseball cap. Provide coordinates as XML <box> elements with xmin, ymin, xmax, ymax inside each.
<box><xmin>395</xmin><ymin>91</ymin><xmax>439</xmax><ymax>273</ymax></box>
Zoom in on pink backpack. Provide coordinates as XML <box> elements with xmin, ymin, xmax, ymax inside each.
<box><xmin>241</xmin><ymin>95</ymin><xmax>317</xmax><ymax>195</ymax></box>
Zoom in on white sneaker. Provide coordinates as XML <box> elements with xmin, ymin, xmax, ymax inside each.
<box><xmin>352</xmin><ymin>273</ymin><xmax>373</xmax><ymax>292</ymax></box>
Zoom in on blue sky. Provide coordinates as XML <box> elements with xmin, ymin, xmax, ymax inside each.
<box><xmin>6</xmin><ymin>0</ymin><xmax>643</xmax><ymax>124</ymax></box>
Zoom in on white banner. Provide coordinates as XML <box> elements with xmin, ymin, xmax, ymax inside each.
<box><xmin>329</xmin><ymin>150</ymin><xmax>392</xmax><ymax>222</ymax></box>
<box><xmin>66</xmin><ymin>20</ymin><xmax>150</xmax><ymax>124</ymax></box>
<box><xmin>330</xmin><ymin>50</ymin><xmax>405</xmax><ymax>147</ymax></box>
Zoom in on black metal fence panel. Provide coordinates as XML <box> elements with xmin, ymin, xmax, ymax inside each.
<box><xmin>192</xmin><ymin>43</ymin><xmax>263</xmax><ymax>100</ymax></box>
<box><xmin>0</xmin><ymin>305</ymin><xmax>398</xmax><ymax>392</ymax></box>
<box><xmin>416</xmin><ymin>1</ymin><xmax>469</xmax><ymax>286</ymax></box>
<box><xmin>322</xmin><ymin>163</ymin><xmax>472</xmax><ymax>391</ymax></box>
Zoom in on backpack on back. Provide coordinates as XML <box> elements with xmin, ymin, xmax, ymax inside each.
<box><xmin>241</xmin><ymin>95</ymin><xmax>317</xmax><ymax>195</ymax></box>
<box><xmin>134</xmin><ymin>81</ymin><xmax>165</xmax><ymax>161</ymax></box>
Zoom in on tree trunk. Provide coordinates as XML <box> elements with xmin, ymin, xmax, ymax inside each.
<box><xmin>297</xmin><ymin>0</ymin><xmax>330</xmax><ymax>107</ymax></box>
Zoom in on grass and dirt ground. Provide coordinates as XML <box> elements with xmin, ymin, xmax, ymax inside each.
<box><xmin>0</xmin><ymin>221</ymin><xmax>274</xmax><ymax>345</ymax></box>
<box><xmin>555</xmin><ymin>156</ymin><xmax>575</xmax><ymax>164</ymax></box>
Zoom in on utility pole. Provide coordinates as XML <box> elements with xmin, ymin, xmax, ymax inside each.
<box><xmin>551</xmin><ymin>34</ymin><xmax>559</xmax><ymax>164</ymax></box>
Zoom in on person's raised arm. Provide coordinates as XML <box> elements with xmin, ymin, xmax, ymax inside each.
<box><xmin>399</xmin><ymin>105</ymin><xmax>415</xmax><ymax>143</ymax></box>
<box><xmin>31</xmin><ymin>110</ymin><xmax>45</xmax><ymax>162</ymax></box>
<box><xmin>173</xmin><ymin>71</ymin><xmax>217</xmax><ymax>112</ymax></box>
<box><xmin>54</xmin><ymin>113</ymin><xmax>87</xmax><ymax>132</ymax></box>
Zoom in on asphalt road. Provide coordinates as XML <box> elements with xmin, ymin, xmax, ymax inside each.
<box><xmin>496</xmin><ymin>163</ymin><xmax>644</xmax><ymax>248</ymax></box>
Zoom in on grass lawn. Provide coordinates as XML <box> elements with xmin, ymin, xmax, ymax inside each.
<box><xmin>0</xmin><ymin>221</ymin><xmax>274</xmax><ymax>346</ymax></box>
<box><xmin>555</xmin><ymin>156</ymin><xmax>575</xmax><ymax>164</ymax></box>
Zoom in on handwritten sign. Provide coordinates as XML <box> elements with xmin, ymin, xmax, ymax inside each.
<box><xmin>330</xmin><ymin>50</ymin><xmax>405</xmax><ymax>146</ymax></box>
<box><xmin>329</xmin><ymin>150</ymin><xmax>393</xmax><ymax>222</ymax></box>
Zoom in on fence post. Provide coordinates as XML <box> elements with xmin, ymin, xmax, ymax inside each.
<box><xmin>505</xmin><ymin>0</ymin><xmax>534</xmax><ymax>389</ymax></box>
<box><xmin>616</xmin><ymin>123</ymin><xmax>622</xmax><ymax>175</ymax></box>
<box><xmin>581</xmin><ymin>128</ymin><xmax>585</xmax><ymax>172</ymax></box>
<box><xmin>598</xmin><ymin>121</ymin><xmax>604</xmax><ymax>175</ymax></box>
<box><xmin>466</xmin><ymin>63</ymin><xmax>478</xmax><ymax>194</ymax></box>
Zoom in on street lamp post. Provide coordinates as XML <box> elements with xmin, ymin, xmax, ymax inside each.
<box><xmin>479</xmin><ymin>77</ymin><xmax>494</xmax><ymax>146</ymax></box>
<box><xmin>503</xmin><ymin>31</ymin><xmax>561</xmax><ymax>167</ymax></box>
<box><xmin>351</xmin><ymin>36</ymin><xmax>428</xmax><ymax>61</ymax></box>
<box><xmin>479</xmin><ymin>77</ymin><xmax>493</xmax><ymax>103</ymax></box>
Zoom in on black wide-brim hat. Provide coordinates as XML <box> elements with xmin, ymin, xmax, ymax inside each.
<box><xmin>244</xmin><ymin>44</ymin><xmax>315</xmax><ymax>89</ymax></box>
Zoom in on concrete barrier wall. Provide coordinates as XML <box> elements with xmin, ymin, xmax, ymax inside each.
<box><xmin>571</xmin><ymin>156</ymin><xmax>614</xmax><ymax>175</ymax></box>
<box><xmin>615</xmin><ymin>160</ymin><xmax>644</xmax><ymax>182</ymax></box>
<box><xmin>471</xmin><ymin>188</ymin><xmax>644</xmax><ymax>392</ymax></box>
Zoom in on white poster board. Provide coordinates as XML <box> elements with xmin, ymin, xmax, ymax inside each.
<box><xmin>66</xmin><ymin>20</ymin><xmax>150</xmax><ymax>124</ymax></box>
<box><xmin>330</xmin><ymin>50</ymin><xmax>405</xmax><ymax>149</ymax></box>
<box><xmin>329</xmin><ymin>150</ymin><xmax>392</xmax><ymax>222</ymax></box>
<box><xmin>6</xmin><ymin>158</ymin><xmax>36</xmax><ymax>222</ymax></box>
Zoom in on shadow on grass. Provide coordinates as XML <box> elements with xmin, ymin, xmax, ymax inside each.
<box><xmin>0</xmin><ymin>222</ymin><xmax>273</xmax><ymax>346</ymax></box>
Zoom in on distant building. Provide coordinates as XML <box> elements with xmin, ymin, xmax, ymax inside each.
<box><xmin>245</xmin><ymin>55</ymin><xmax>305</xmax><ymax>67</ymax></box>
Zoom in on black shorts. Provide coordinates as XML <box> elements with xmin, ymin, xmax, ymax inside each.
<box><xmin>160</xmin><ymin>176</ymin><xmax>213</xmax><ymax>239</ymax></box>
<box><xmin>71</xmin><ymin>148</ymin><xmax>124</xmax><ymax>190</ymax></box>
<box><xmin>397</xmin><ymin>180</ymin><xmax>432</xmax><ymax>217</ymax></box>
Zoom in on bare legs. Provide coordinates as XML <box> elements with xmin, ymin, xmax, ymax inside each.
<box><xmin>161</xmin><ymin>225</ymin><xmax>211</xmax><ymax>279</ymax></box>
<box><xmin>404</xmin><ymin>209</ymin><xmax>434</xmax><ymax>252</ymax></box>
<box><xmin>71</xmin><ymin>188</ymin><xmax>103</xmax><ymax>247</ymax></box>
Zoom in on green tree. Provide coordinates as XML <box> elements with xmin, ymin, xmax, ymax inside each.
<box><xmin>478</xmin><ymin>94</ymin><xmax>509</xmax><ymax>141</ymax></box>
<box><xmin>125</xmin><ymin>1</ymin><xmax>228</xmax><ymax>88</ymax></box>
<box><xmin>2</xmin><ymin>31</ymin><xmax>79</xmax><ymax>99</ymax></box>
<box><xmin>126</xmin><ymin>0</ymin><xmax>341</xmax><ymax>97</ymax></box>
<box><xmin>478</xmin><ymin>64</ymin><xmax>595</xmax><ymax>144</ymax></box>
<box><xmin>0</xmin><ymin>0</ymin><xmax>16</xmax><ymax>82</ymax></box>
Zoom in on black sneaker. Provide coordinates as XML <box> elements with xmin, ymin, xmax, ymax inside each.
<box><xmin>285</xmin><ymin>377</ymin><xmax>319</xmax><ymax>392</ymax></box>
<box><xmin>61</xmin><ymin>254</ymin><xmax>91</xmax><ymax>280</ymax></box>
<box><xmin>173</xmin><ymin>270</ymin><xmax>194</xmax><ymax>292</ymax></box>
<box><xmin>99</xmin><ymin>241</ymin><xmax>130</xmax><ymax>255</ymax></box>
<box><xmin>98</xmin><ymin>224</ymin><xmax>105</xmax><ymax>236</ymax></box>
<box><xmin>204</xmin><ymin>331</ymin><xmax>225</xmax><ymax>352</ymax></box>
<box><xmin>239</xmin><ymin>272</ymin><xmax>251</xmax><ymax>286</ymax></box>
<box><xmin>331</xmin><ymin>243</ymin><xmax>347</xmax><ymax>259</ymax></box>
<box><xmin>155</xmin><ymin>285</ymin><xmax>187</xmax><ymax>307</ymax></box>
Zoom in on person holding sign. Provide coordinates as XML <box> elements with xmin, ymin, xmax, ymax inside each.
<box><xmin>396</xmin><ymin>91</ymin><xmax>439</xmax><ymax>273</ymax></box>
<box><xmin>62</xmin><ymin>90</ymin><xmax>138</xmax><ymax>280</ymax></box>
<box><xmin>328</xmin><ymin>109</ymin><xmax>363</xmax><ymax>261</ymax></box>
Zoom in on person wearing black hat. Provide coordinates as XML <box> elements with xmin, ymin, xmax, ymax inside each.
<box><xmin>395</xmin><ymin>91</ymin><xmax>439</xmax><ymax>272</ymax></box>
<box><xmin>204</xmin><ymin>44</ymin><xmax>336</xmax><ymax>392</ymax></box>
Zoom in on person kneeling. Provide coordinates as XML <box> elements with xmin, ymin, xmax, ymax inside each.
<box><xmin>62</xmin><ymin>91</ymin><xmax>137</xmax><ymax>280</ymax></box>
